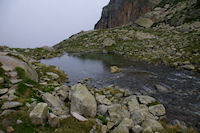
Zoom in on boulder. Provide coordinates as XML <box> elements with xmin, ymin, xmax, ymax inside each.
<box><xmin>70</xmin><ymin>84</ymin><xmax>97</xmax><ymax>117</ymax></box>
<box><xmin>122</xmin><ymin>95</ymin><xmax>140</xmax><ymax>112</ymax></box>
<box><xmin>54</xmin><ymin>85</ymin><xmax>70</xmax><ymax>101</ymax></box>
<box><xmin>1</xmin><ymin>101</ymin><xmax>22</xmax><ymax>110</ymax></box>
<box><xmin>110</xmin><ymin>66</ymin><xmax>120</xmax><ymax>73</ymax></box>
<box><xmin>138</xmin><ymin>95</ymin><xmax>156</xmax><ymax>105</ymax></box>
<box><xmin>97</xmin><ymin>104</ymin><xmax>108</xmax><ymax>116</ymax></box>
<box><xmin>0</xmin><ymin>56</ymin><xmax>38</xmax><ymax>82</ymax></box>
<box><xmin>131</xmin><ymin>109</ymin><xmax>145</xmax><ymax>125</ymax></box>
<box><xmin>71</xmin><ymin>112</ymin><xmax>88</xmax><ymax>122</ymax></box>
<box><xmin>29</xmin><ymin>103</ymin><xmax>48</xmax><ymax>125</ymax></box>
<box><xmin>132</xmin><ymin>125</ymin><xmax>144</xmax><ymax>133</ymax></box>
<box><xmin>42</xmin><ymin>92</ymin><xmax>68</xmax><ymax>116</ymax></box>
<box><xmin>135</xmin><ymin>17</ymin><xmax>154</xmax><ymax>28</ymax></box>
<box><xmin>142</xmin><ymin>119</ymin><xmax>163</xmax><ymax>131</ymax></box>
<box><xmin>48</xmin><ymin>113</ymin><xmax>60</xmax><ymax>128</ymax></box>
<box><xmin>112</xmin><ymin>118</ymin><xmax>132</xmax><ymax>133</ymax></box>
<box><xmin>149</xmin><ymin>104</ymin><xmax>166</xmax><ymax>117</ymax></box>
<box><xmin>96</xmin><ymin>94</ymin><xmax>112</xmax><ymax>105</ymax></box>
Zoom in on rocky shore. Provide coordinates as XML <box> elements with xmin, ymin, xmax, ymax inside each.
<box><xmin>0</xmin><ymin>50</ymin><xmax>198</xmax><ymax>132</ymax></box>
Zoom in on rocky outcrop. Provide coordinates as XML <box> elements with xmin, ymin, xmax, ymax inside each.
<box><xmin>95</xmin><ymin>0</ymin><xmax>161</xmax><ymax>29</ymax></box>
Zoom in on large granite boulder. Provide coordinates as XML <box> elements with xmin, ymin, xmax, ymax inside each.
<box><xmin>0</xmin><ymin>56</ymin><xmax>38</xmax><ymax>82</ymax></box>
<box><xmin>70</xmin><ymin>84</ymin><xmax>97</xmax><ymax>117</ymax></box>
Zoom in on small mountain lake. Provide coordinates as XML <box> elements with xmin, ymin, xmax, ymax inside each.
<box><xmin>41</xmin><ymin>52</ymin><xmax>200</xmax><ymax>128</ymax></box>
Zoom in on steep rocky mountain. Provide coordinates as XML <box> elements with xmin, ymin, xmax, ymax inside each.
<box><xmin>95</xmin><ymin>0</ymin><xmax>200</xmax><ymax>29</ymax></box>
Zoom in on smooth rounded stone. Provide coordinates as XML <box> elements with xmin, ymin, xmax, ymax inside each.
<box><xmin>71</xmin><ymin>112</ymin><xmax>88</xmax><ymax>122</ymax></box>
<box><xmin>97</xmin><ymin>104</ymin><xmax>108</xmax><ymax>116</ymax></box>
<box><xmin>110</xmin><ymin>66</ymin><xmax>120</xmax><ymax>73</ymax></box>
<box><xmin>0</xmin><ymin>88</ymin><xmax>8</xmax><ymax>95</ymax></box>
<box><xmin>142</xmin><ymin>119</ymin><xmax>163</xmax><ymax>131</ymax></box>
<box><xmin>42</xmin><ymin>92</ymin><xmax>68</xmax><ymax>116</ymax></box>
<box><xmin>132</xmin><ymin>125</ymin><xmax>144</xmax><ymax>133</ymax></box>
<box><xmin>46</xmin><ymin>72</ymin><xmax>59</xmax><ymax>79</ymax></box>
<box><xmin>0</xmin><ymin>77</ymin><xmax>4</xmax><ymax>84</ymax></box>
<box><xmin>1</xmin><ymin>101</ymin><xmax>22</xmax><ymax>110</ymax></box>
<box><xmin>138</xmin><ymin>95</ymin><xmax>156</xmax><ymax>105</ymax></box>
<box><xmin>142</xmin><ymin>126</ymin><xmax>153</xmax><ymax>133</ymax></box>
<box><xmin>0</xmin><ymin>56</ymin><xmax>38</xmax><ymax>82</ymax></box>
<box><xmin>149</xmin><ymin>104</ymin><xmax>166</xmax><ymax>117</ymax></box>
<box><xmin>155</xmin><ymin>84</ymin><xmax>170</xmax><ymax>92</ymax></box>
<box><xmin>48</xmin><ymin>113</ymin><xmax>60</xmax><ymax>127</ymax></box>
<box><xmin>29</xmin><ymin>103</ymin><xmax>48</xmax><ymax>125</ymax></box>
<box><xmin>70</xmin><ymin>84</ymin><xmax>97</xmax><ymax>117</ymax></box>
<box><xmin>96</xmin><ymin>94</ymin><xmax>112</xmax><ymax>105</ymax></box>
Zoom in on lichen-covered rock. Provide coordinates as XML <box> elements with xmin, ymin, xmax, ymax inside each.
<box><xmin>132</xmin><ymin>125</ymin><xmax>144</xmax><ymax>133</ymax></box>
<box><xmin>70</xmin><ymin>84</ymin><xmax>97</xmax><ymax>117</ymax></box>
<box><xmin>122</xmin><ymin>95</ymin><xmax>140</xmax><ymax>112</ymax></box>
<box><xmin>29</xmin><ymin>103</ymin><xmax>48</xmax><ymax>125</ymax></box>
<box><xmin>138</xmin><ymin>95</ymin><xmax>156</xmax><ymax>105</ymax></box>
<box><xmin>96</xmin><ymin>94</ymin><xmax>112</xmax><ymax>105</ymax></box>
<box><xmin>135</xmin><ymin>17</ymin><xmax>154</xmax><ymax>28</ymax></box>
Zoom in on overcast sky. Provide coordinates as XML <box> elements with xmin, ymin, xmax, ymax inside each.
<box><xmin>0</xmin><ymin>0</ymin><xmax>109</xmax><ymax>48</ymax></box>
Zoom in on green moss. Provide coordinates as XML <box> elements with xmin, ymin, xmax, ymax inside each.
<box><xmin>97</xmin><ymin>115</ymin><xmax>107</xmax><ymax>125</ymax></box>
<box><xmin>147</xmin><ymin>101</ymin><xmax>160</xmax><ymax>107</ymax></box>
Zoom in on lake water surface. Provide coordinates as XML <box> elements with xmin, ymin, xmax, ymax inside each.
<box><xmin>41</xmin><ymin>53</ymin><xmax>200</xmax><ymax>129</ymax></box>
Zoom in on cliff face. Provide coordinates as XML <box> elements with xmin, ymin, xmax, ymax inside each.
<box><xmin>95</xmin><ymin>0</ymin><xmax>160</xmax><ymax>29</ymax></box>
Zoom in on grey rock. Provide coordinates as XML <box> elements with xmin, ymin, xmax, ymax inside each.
<box><xmin>29</xmin><ymin>103</ymin><xmax>48</xmax><ymax>125</ymax></box>
<box><xmin>48</xmin><ymin>113</ymin><xmax>60</xmax><ymax>127</ymax></box>
<box><xmin>149</xmin><ymin>104</ymin><xmax>166</xmax><ymax>117</ymax></box>
<box><xmin>131</xmin><ymin>109</ymin><xmax>145</xmax><ymax>125</ymax></box>
<box><xmin>135</xmin><ymin>17</ymin><xmax>154</xmax><ymax>28</ymax></box>
<box><xmin>142</xmin><ymin>119</ymin><xmax>163</xmax><ymax>131</ymax></box>
<box><xmin>70</xmin><ymin>84</ymin><xmax>97</xmax><ymax>117</ymax></box>
<box><xmin>16</xmin><ymin>120</ymin><xmax>23</xmax><ymax>124</ymax></box>
<box><xmin>96</xmin><ymin>94</ymin><xmax>112</xmax><ymax>105</ymax></box>
<box><xmin>0</xmin><ymin>77</ymin><xmax>4</xmax><ymax>84</ymax></box>
<box><xmin>155</xmin><ymin>84</ymin><xmax>170</xmax><ymax>92</ymax></box>
<box><xmin>132</xmin><ymin>125</ymin><xmax>144</xmax><ymax>133</ymax></box>
<box><xmin>0</xmin><ymin>110</ymin><xmax>15</xmax><ymax>116</ymax></box>
<box><xmin>97</xmin><ymin>104</ymin><xmax>108</xmax><ymax>116</ymax></box>
<box><xmin>42</xmin><ymin>92</ymin><xmax>68</xmax><ymax>116</ymax></box>
<box><xmin>135</xmin><ymin>31</ymin><xmax>156</xmax><ymax>40</ymax></box>
<box><xmin>169</xmin><ymin>119</ymin><xmax>187</xmax><ymax>129</ymax></box>
<box><xmin>138</xmin><ymin>95</ymin><xmax>156</xmax><ymax>105</ymax></box>
<box><xmin>1</xmin><ymin>101</ymin><xmax>22</xmax><ymax>110</ymax></box>
<box><xmin>142</xmin><ymin>126</ymin><xmax>153</xmax><ymax>133</ymax></box>
<box><xmin>103</xmin><ymin>38</ymin><xmax>116</xmax><ymax>47</ymax></box>
<box><xmin>46</xmin><ymin>72</ymin><xmax>59</xmax><ymax>79</ymax></box>
<box><xmin>71</xmin><ymin>112</ymin><xmax>88</xmax><ymax>122</ymax></box>
<box><xmin>54</xmin><ymin>85</ymin><xmax>70</xmax><ymax>101</ymax></box>
<box><xmin>122</xmin><ymin>95</ymin><xmax>140</xmax><ymax>113</ymax></box>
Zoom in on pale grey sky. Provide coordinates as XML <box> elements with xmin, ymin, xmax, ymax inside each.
<box><xmin>0</xmin><ymin>0</ymin><xmax>109</xmax><ymax>48</ymax></box>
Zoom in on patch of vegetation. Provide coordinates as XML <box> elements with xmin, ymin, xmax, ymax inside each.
<box><xmin>97</xmin><ymin>115</ymin><xmax>108</xmax><ymax>125</ymax></box>
<box><xmin>147</xmin><ymin>101</ymin><xmax>160</xmax><ymax>107</ymax></box>
<box><xmin>16</xmin><ymin>67</ymin><xmax>25</xmax><ymax>79</ymax></box>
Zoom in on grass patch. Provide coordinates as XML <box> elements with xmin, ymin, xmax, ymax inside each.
<box><xmin>16</xmin><ymin>67</ymin><xmax>25</xmax><ymax>79</ymax></box>
<box><xmin>97</xmin><ymin>115</ymin><xmax>107</xmax><ymax>125</ymax></box>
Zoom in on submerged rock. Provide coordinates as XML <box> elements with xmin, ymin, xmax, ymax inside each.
<box><xmin>110</xmin><ymin>66</ymin><xmax>120</xmax><ymax>73</ymax></box>
<box><xmin>70</xmin><ymin>84</ymin><xmax>97</xmax><ymax>117</ymax></box>
<box><xmin>138</xmin><ymin>95</ymin><xmax>156</xmax><ymax>105</ymax></box>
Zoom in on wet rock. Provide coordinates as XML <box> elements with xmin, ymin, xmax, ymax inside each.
<box><xmin>135</xmin><ymin>17</ymin><xmax>154</xmax><ymax>28</ymax></box>
<box><xmin>42</xmin><ymin>92</ymin><xmax>68</xmax><ymax>116</ymax></box>
<box><xmin>132</xmin><ymin>125</ymin><xmax>143</xmax><ymax>133</ymax></box>
<box><xmin>1</xmin><ymin>101</ymin><xmax>22</xmax><ymax>110</ymax></box>
<box><xmin>0</xmin><ymin>77</ymin><xmax>4</xmax><ymax>84</ymax></box>
<box><xmin>48</xmin><ymin>113</ymin><xmax>60</xmax><ymax>128</ymax></box>
<box><xmin>149</xmin><ymin>104</ymin><xmax>166</xmax><ymax>117</ymax></box>
<box><xmin>103</xmin><ymin>38</ymin><xmax>116</xmax><ymax>47</ymax></box>
<box><xmin>71</xmin><ymin>112</ymin><xmax>88</xmax><ymax>122</ymax></box>
<box><xmin>110</xmin><ymin>66</ymin><xmax>120</xmax><ymax>73</ymax></box>
<box><xmin>138</xmin><ymin>95</ymin><xmax>156</xmax><ymax>105</ymax></box>
<box><xmin>0</xmin><ymin>88</ymin><xmax>8</xmax><ymax>95</ymax></box>
<box><xmin>70</xmin><ymin>84</ymin><xmax>97</xmax><ymax>117</ymax></box>
<box><xmin>142</xmin><ymin>119</ymin><xmax>163</xmax><ymax>131</ymax></box>
<box><xmin>29</xmin><ymin>103</ymin><xmax>48</xmax><ymax>125</ymax></box>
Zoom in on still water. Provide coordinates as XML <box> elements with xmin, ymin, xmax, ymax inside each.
<box><xmin>41</xmin><ymin>53</ymin><xmax>200</xmax><ymax>129</ymax></box>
